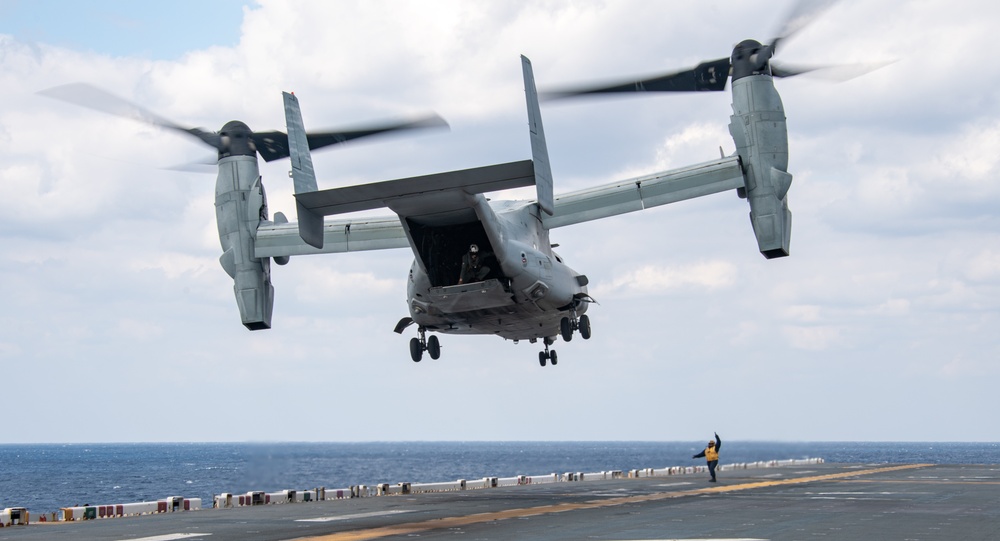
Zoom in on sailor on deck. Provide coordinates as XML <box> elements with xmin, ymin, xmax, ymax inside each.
<box><xmin>693</xmin><ymin>432</ymin><xmax>722</xmax><ymax>482</ymax></box>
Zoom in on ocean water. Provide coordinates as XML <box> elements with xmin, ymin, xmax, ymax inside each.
<box><xmin>1</xmin><ymin>441</ymin><xmax>997</xmax><ymax>514</ymax></box>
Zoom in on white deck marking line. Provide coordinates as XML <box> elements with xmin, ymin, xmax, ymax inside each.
<box><xmin>127</xmin><ymin>534</ymin><xmax>211</xmax><ymax>541</ymax></box>
<box><xmin>297</xmin><ymin>510</ymin><xmax>415</xmax><ymax>522</ymax></box>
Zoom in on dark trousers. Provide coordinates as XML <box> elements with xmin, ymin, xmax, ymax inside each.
<box><xmin>708</xmin><ymin>460</ymin><xmax>718</xmax><ymax>480</ymax></box>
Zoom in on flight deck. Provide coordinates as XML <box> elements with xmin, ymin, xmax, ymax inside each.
<box><xmin>3</xmin><ymin>462</ymin><xmax>998</xmax><ymax>541</ymax></box>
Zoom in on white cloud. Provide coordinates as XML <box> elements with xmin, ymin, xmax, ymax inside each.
<box><xmin>940</xmin><ymin>354</ymin><xmax>999</xmax><ymax>378</ymax></box>
<box><xmin>292</xmin><ymin>268</ymin><xmax>402</xmax><ymax>303</ymax></box>
<box><xmin>870</xmin><ymin>298</ymin><xmax>911</xmax><ymax>317</ymax></box>
<box><xmin>594</xmin><ymin>260</ymin><xmax>738</xmax><ymax>298</ymax></box>
<box><xmin>2</xmin><ymin>0</ymin><xmax>1000</xmax><ymax>443</ymax></box>
<box><xmin>128</xmin><ymin>252</ymin><xmax>219</xmax><ymax>281</ymax></box>
<box><xmin>610</xmin><ymin>123</ymin><xmax>733</xmax><ymax>180</ymax></box>
<box><xmin>781</xmin><ymin>325</ymin><xmax>843</xmax><ymax>351</ymax></box>
<box><xmin>783</xmin><ymin>304</ymin><xmax>823</xmax><ymax>322</ymax></box>
<box><xmin>115</xmin><ymin>318</ymin><xmax>164</xmax><ymax>341</ymax></box>
<box><xmin>965</xmin><ymin>250</ymin><xmax>1000</xmax><ymax>282</ymax></box>
<box><xmin>933</xmin><ymin>121</ymin><xmax>1000</xmax><ymax>184</ymax></box>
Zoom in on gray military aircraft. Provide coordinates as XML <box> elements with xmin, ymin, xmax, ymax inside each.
<box><xmin>43</xmin><ymin>1</ymin><xmax>844</xmax><ymax>366</ymax></box>
<box><xmin>235</xmin><ymin>41</ymin><xmax>790</xmax><ymax>368</ymax></box>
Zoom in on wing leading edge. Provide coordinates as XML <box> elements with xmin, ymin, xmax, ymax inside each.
<box><xmin>255</xmin><ymin>215</ymin><xmax>408</xmax><ymax>258</ymax></box>
<box><xmin>541</xmin><ymin>156</ymin><xmax>744</xmax><ymax>229</ymax></box>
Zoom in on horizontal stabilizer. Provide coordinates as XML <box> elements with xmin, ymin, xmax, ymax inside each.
<box><xmin>296</xmin><ymin>160</ymin><xmax>535</xmax><ymax>217</ymax></box>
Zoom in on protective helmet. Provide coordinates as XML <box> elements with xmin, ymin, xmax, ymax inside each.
<box><xmin>470</xmin><ymin>244</ymin><xmax>479</xmax><ymax>253</ymax></box>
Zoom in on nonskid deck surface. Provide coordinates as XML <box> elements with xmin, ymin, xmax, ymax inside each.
<box><xmin>4</xmin><ymin>463</ymin><xmax>999</xmax><ymax>541</ymax></box>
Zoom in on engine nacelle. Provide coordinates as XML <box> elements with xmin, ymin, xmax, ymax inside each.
<box><xmin>216</xmin><ymin>155</ymin><xmax>274</xmax><ymax>330</ymax></box>
<box><xmin>729</xmin><ymin>74</ymin><xmax>792</xmax><ymax>259</ymax></box>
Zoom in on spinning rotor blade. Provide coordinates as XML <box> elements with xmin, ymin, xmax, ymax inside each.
<box><xmin>769</xmin><ymin>62</ymin><xmax>821</xmax><ymax>78</ymax></box>
<box><xmin>770</xmin><ymin>60</ymin><xmax>894</xmax><ymax>81</ymax></box>
<box><xmin>543</xmin><ymin>57</ymin><xmax>731</xmax><ymax>99</ymax></box>
<box><xmin>163</xmin><ymin>156</ymin><xmax>220</xmax><ymax>173</ymax></box>
<box><xmin>768</xmin><ymin>0</ymin><xmax>840</xmax><ymax>55</ymax></box>
<box><xmin>252</xmin><ymin>113</ymin><xmax>448</xmax><ymax>162</ymax></box>
<box><xmin>742</xmin><ymin>0</ymin><xmax>840</xmax><ymax>74</ymax></box>
<box><xmin>544</xmin><ymin>0</ymin><xmax>849</xmax><ymax>100</ymax></box>
<box><xmin>41</xmin><ymin>82</ymin><xmax>449</xmax><ymax>163</ymax></box>
<box><xmin>38</xmin><ymin>83</ymin><xmax>222</xmax><ymax>149</ymax></box>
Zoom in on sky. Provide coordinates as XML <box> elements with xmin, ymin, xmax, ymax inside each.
<box><xmin>1</xmin><ymin>0</ymin><xmax>998</xmax><ymax>444</ymax></box>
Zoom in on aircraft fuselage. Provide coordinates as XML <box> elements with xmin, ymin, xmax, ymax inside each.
<box><xmin>401</xmin><ymin>196</ymin><xmax>589</xmax><ymax>342</ymax></box>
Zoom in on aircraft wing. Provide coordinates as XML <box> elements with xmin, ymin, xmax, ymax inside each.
<box><xmin>254</xmin><ymin>215</ymin><xmax>408</xmax><ymax>257</ymax></box>
<box><xmin>541</xmin><ymin>156</ymin><xmax>744</xmax><ymax>229</ymax></box>
<box><xmin>253</xmin><ymin>156</ymin><xmax>742</xmax><ymax>257</ymax></box>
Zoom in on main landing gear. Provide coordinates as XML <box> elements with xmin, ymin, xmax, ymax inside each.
<box><xmin>538</xmin><ymin>337</ymin><xmax>557</xmax><ymax>367</ymax></box>
<box><xmin>409</xmin><ymin>328</ymin><xmax>441</xmax><ymax>362</ymax></box>
<box><xmin>560</xmin><ymin>313</ymin><xmax>591</xmax><ymax>342</ymax></box>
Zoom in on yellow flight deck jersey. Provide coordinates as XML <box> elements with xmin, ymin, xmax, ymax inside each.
<box><xmin>705</xmin><ymin>446</ymin><xmax>719</xmax><ymax>461</ymax></box>
<box><xmin>693</xmin><ymin>434</ymin><xmax>722</xmax><ymax>462</ymax></box>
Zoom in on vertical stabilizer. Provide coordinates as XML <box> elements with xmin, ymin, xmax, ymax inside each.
<box><xmin>521</xmin><ymin>55</ymin><xmax>554</xmax><ymax>216</ymax></box>
<box><xmin>282</xmin><ymin>91</ymin><xmax>324</xmax><ymax>249</ymax></box>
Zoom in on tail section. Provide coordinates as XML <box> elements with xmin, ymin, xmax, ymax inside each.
<box><xmin>521</xmin><ymin>56</ymin><xmax>554</xmax><ymax>216</ymax></box>
<box><xmin>282</xmin><ymin>91</ymin><xmax>324</xmax><ymax>249</ymax></box>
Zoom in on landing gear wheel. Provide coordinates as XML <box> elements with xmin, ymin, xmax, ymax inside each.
<box><xmin>427</xmin><ymin>335</ymin><xmax>441</xmax><ymax>360</ymax></box>
<box><xmin>560</xmin><ymin>317</ymin><xmax>573</xmax><ymax>342</ymax></box>
<box><xmin>539</xmin><ymin>338</ymin><xmax>557</xmax><ymax>367</ymax></box>
<box><xmin>409</xmin><ymin>337</ymin><xmax>423</xmax><ymax>362</ymax></box>
<box><xmin>579</xmin><ymin>314</ymin><xmax>591</xmax><ymax>340</ymax></box>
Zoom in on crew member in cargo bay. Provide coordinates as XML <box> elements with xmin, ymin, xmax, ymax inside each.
<box><xmin>692</xmin><ymin>433</ymin><xmax>722</xmax><ymax>482</ymax></box>
<box><xmin>458</xmin><ymin>244</ymin><xmax>491</xmax><ymax>284</ymax></box>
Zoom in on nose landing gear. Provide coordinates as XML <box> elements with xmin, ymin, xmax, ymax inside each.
<box><xmin>409</xmin><ymin>328</ymin><xmax>441</xmax><ymax>362</ymax></box>
<box><xmin>538</xmin><ymin>337</ymin><xmax>558</xmax><ymax>367</ymax></box>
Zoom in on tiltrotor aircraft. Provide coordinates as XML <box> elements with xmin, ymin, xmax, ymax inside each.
<box><xmin>43</xmin><ymin>2</ymin><xmax>847</xmax><ymax>366</ymax></box>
